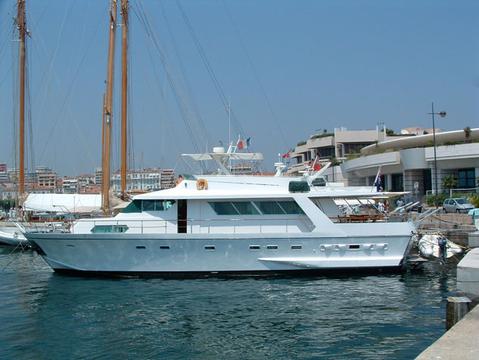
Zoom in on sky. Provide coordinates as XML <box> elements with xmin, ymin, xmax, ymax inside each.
<box><xmin>0</xmin><ymin>0</ymin><xmax>478</xmax><ymax>176</ymax></box>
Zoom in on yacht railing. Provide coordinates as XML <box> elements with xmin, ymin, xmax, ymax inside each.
<box><xmin>68</xmin><ymin>217</ymin><xmax>313</xmax><ymax>235</ymax></box>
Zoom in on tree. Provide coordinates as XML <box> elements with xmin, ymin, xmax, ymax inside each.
<box><xmin>464</xmin><ymin>126</ymin><xmax>472</xmax><ymax>143</ymax></box>
<box><xmin>386</xmin><ymin>128</ymin><xmax>395</xmax><ymax>136</ymax></box>
<box><xmin>442</xmin><ymin>175</ymin><xmax>457</xmax><ymax>198</ymax></box>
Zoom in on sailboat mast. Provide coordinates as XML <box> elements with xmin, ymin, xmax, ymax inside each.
<box><xmin>120</xmin><ymin>0</ymin><xmax>128</xmax><ymax>196</ymax></box>
<box><xmin>17</xmin><ymin>0</ymin><xmax>26</xmax><ymax>197</ymax></box>
<box><xmin>102</xmin><ymin>0</ymin><xmax>117</xmax><ymax>213</ymax></box>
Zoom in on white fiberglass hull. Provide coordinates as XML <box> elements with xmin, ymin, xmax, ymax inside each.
<box><xmin>27</xmin><ymin>224</ymin><xmax>414</xmax><ymax>275</ymax></box>
<box><xmin>0</xmin><ymin>227</ymin><xmax>28</xmax><ymax>247</ymax></box>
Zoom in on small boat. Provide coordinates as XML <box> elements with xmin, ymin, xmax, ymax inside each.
<box><xmin>417</xmin><ymin>234</ymin><xmax>462</xmax><ymax>259</ymax></box>
<box><xmin>0</xmin><ymin>225</ymin><xmax>28</xmax><ymax>247</ymax></box>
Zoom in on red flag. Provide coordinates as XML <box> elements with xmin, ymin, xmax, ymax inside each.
<box><xmin>237</xmin><ymin>139</ymin><xmax>244</xmax><ymax>150</ymax></box>
<box><xmin>282</xmin><ymin>151</ymin><xmax>290</xmax><ymax>158</ymax></box>
<box><xmin>313</xmin><ymin>162</ymin><xmax>321</xmax><ymax>171</ymax></box>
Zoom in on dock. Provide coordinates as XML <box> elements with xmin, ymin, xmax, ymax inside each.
<box><xmin>416</xmin><ymin>248</ymin><xmax>479</xmax><ymax>359</ymax></box>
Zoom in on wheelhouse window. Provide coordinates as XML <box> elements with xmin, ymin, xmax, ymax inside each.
<box><xmin>122</xmin><ymin>200</ymin><xmax>175</xmax><ymax>213</ymax></box>
<box><xmin>209</xmin><ymin>200</ymin><xmax>304</xmax><ymax>216</ymax></box>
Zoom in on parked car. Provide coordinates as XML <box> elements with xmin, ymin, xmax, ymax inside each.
<box><xmin>443</xmin><ymin>198</ymin><xmax>475</xmax><ymax>213</ymax></box>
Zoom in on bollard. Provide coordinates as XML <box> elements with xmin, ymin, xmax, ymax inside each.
<box><xmin>446</xmin><ymin>296</ymin><xmax>472</xmax><ymax>330</ymax></box>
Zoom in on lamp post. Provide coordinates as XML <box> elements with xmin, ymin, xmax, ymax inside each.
<box><xmin>428</xmin><ymin>102</ymin><xmax>447</xmax><ymax>207</ymax></box>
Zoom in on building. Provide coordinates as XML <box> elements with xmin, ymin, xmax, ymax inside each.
<box><xmin>0</xmin><ymin>164</ymin><xmax>8</xmax><ymax>183</ymax></box>
<box><xmin>35</xmin><ymin>166</ymin><xmax>57</xmax><ymax>193</ymax></box>
<box><xmin>62</xmin><ymin>177</ymin><xmax>79</xmax><ymax>194</ymax></box>
<box><xmin>341</xmin><ymin>128</ymin><xmax>479</xmax><ymax>196</ymax></box>
<box><xmin>159</xmin><ymin>169</ymin><xmax>175</xmax><ymax>189</ymax></box>
<box><xmin>94</xmin><ymin>168</ymin><xmax>102</xmax><ymax>185</ymax></box>
<box><xmin>111</xmin><ymin>168</ymin><xmax>175</xmax><ymax>193</ymax></box>
<box><xmin>286</xmin><ymin>127</ymin><xmax>395</xmax><ymax>182</ymax></box>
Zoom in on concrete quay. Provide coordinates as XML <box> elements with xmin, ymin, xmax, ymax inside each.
<box><xmin>457</xmin><ymin>248</ymin><xmax>479</xmax><ymax>299</ymax></box>
<box><xmin>416</xmin><ymin>248</ymin><xmax>479</xmax><ymax>359</ymax></box>
<box><xmin>416</xmin><ymin>304</ymin><xmax>479</xmax><ymax>359</ymax></box>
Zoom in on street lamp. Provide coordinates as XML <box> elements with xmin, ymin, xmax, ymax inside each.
<box><xmin>428</xmin><ymin>102</ymin><xmax>446</xmax><ymax>207</ymax></box>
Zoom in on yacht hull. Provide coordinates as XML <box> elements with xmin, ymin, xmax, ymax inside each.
<box><xmin>0</xmin><ymin>227</ymin><xmax>28</xmax><ymax>247</ymax></box>
<box><xmin>27</xmin><ymin>226</ymin><xmax>414</xmax><ymax>275</ymax></box>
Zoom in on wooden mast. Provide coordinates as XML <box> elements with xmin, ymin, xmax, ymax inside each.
<box><xmin>17</xmin><ymin>0</ymin><xmax>26</xmax><ymax>198</ymax></box>
<box><xmin>120</xmin><ymin>0</ymin><xmax>128</xmax><ymax>197</ymax></box>
<box><xmin>102</xmin><ymin>0</ymin><xmax>117</xmax><ymax>213</ymax></box>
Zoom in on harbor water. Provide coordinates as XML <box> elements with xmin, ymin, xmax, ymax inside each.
<box><xmin>0</xmin><ymin>246</ymin><xmax>458</xmax><ymax>359</ymax></box>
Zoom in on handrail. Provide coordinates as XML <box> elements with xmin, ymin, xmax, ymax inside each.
<box><xmin>69</xmin><ymin>217</ymin><xmax>311</xmax><ymax>235</ymax></box>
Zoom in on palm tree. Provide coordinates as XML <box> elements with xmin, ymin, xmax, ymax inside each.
<box><xmin>464</xmin><ymin>126</ymin><xmax>472</xmax><ymax>143</ymax></box>
<box><xmin>442</xmin><ymin>175</ymin><xmax>457</xmax><ymax>198</ymax></box>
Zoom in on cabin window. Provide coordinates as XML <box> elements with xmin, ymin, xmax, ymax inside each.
<box><xmin>231</xmin><ymin>201</ymin><xmax>260</xmax><ymax>215</ymax></box>
<box><xmin>122</xmin><ymin>200</ymin><xmax>175</xmax><ymax>213</ymax></box>
<box><xmin>91</xmin><ymin>225</ymin><xmax>129</xmax><ymax>233</ymax></box>
<box><xmin>142</xmin><ymin>200</ymin><xmax>175</xmax><ymax>212</ymax></box>
<box><xmin>210</xmin><ymin>201</ymin><xmax>304</xmax><ymax>216</ymax></box>
<box><xmin>255</xmin><ymin>201</ymin><xmax>284</xmax><ymax>215</ymax></box>
<box><xmin>278</xmin><ymin>201</ymin><xmax>304</xmax><ymax>215</ymax></box>
<box><xmin>122</xmin><ymin>200</ymin><xmax>141</xmax><ymax>213</ymax></box>
<box><xmin>209</xmin><ymin>202</ymin><xmax>239</xmax><ymax>215</ymax></box>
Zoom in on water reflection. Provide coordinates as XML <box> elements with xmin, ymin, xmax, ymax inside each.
<box><xmin>0</xmin><ymin>247</ymin><xmax>457</xmax><ymax>359</ymax></box>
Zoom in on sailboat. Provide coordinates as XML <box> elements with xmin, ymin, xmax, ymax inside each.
<box><xmin>0</xmin><ymin>0</ymin><xmax>29</xmax><ymax>247</ymax></box>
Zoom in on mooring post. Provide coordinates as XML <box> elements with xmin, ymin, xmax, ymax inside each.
<box><xmin>446</xmin><ymin>296</ymin><xmax>472</xmax><ymax>330</ymax></box>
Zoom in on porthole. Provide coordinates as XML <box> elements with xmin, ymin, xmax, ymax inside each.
<box><xmin>136</xmin><ymin>245</ymin><xmax>146</xmax><ymax>249</ymax></box>
<box><xmin>348</xmin><ymin>244</ymin><xmax>360</xmax><ymax>250</ymax></box>
<box><xmin>266</xmin><ymin>245</ymin><xmax>278</xmax><ymax>250</ymax></box>
<box><xmin>160</xmin><ymin>245</ymin><xmax>170</xmax><ymax>250</ymax></box>
<box><xmin>291</xmin><ymin>245</ymin><xmax>302</xmax><ymax>250</ymax></box>
<box><xmin>205</xmin><ymin>245</ymin><xmax>216</xmax><ymax>251</ymax></box>
<box><xmin>249</xmin><ymin>245</ymin><xmax>261</xmax><ymax>250</ymax></box>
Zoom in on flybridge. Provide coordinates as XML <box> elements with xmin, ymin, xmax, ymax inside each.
<box><xmin>182</xmin><ymin>145</ymin><xmax>264</xmax><ymax>176</ymax></box>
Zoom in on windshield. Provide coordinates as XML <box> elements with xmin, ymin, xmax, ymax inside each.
<box><xmin>455</xmin><ymin>198</ymin><xmax>467</xmax><ymax>205</ymax></box>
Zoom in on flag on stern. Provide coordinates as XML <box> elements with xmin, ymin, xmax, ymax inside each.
<box><xmin>373</xmin><ymin>167</ymin><xmax>383</xmax><ymax>192</ymax></box>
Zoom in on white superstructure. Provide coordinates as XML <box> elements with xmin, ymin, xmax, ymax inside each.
<box><xmin>26</xmin><ymin>173</ymin><xmax>416</xmax><ymax>276</ymax></box>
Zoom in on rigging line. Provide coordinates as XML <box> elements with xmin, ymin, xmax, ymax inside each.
<box><xmin>33</xmin><ymin>0</ymin><xmax>74</xmax><ymax>113</ymax></box>
<box><xmin>158</xmin><ymin>1</ymin><xmax>212</xmax><ymax>148</ymax></box>
<box><xmin>148</xmin><ymin>1</ymin><xmax>210</xmax><ymax>151</ymax></box>
<box><xmin>221</xmin><ymin>0</ymin><xmax>288</xmax><ymax>149</ymax></box>
<box><xmin>134</xmin><ymin>2</ymin><xmax>205</xmax><ymax>164</ymax></box>
<box><xmin>132</xmin><ymin>3</ymin><xmax>203</xmax><ymax>156</ymax></box>
<box><xmin>175</xmin><ymin>0</ymin><xmax>245</xmax><ymax>137</ymax></box>
<box><xmin>131</xmin><ymin>6</ymin><xmax>182</xmax><ymax>171</ymax></box>
<box><xmin>36</xmin><ymin>3</ymin><xmax>106</xmax><ymax>166</ymax></box>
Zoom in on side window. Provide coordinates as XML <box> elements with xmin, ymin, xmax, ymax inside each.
<box><xmin>142</xmin><ymin>200</ymin><xmax>175</xmax><ymax>212</ymax></box>
<box><xmin>209</xmin><ymin>200</ymin><xmax>304</xmax><ymax>215</ymax></box>
<box><xmin>143</xmin><ymin>200</ymin><xmax>155</xmax><ymax>212</ymax></box>
<box><xmin>277</xmin><ymin>201</ymin><xmax>304</xmax><ymax>215</ymax></box>
<box><xmin>255</xmin><ymin>201</ymin><xmax>285</xmax><ymax>215</ymax></box>
<box><xmin>91</xmin><ymin>225</ymin><xmax>129</xmax><ymax>233</ymax></box>
<box><xmin>122</xmin><ymin>200</ymin><xmax>141</xmax><ymax>213</ymax></box>
<box><xmin>231</xmin><ymin>202</ymin><xmax>259</xmax><ymax>215</ymax></box>
<box><xmin>209</xmin><ymin>202</ymin><xmax>239</xmax><ymax>215</ymax></box>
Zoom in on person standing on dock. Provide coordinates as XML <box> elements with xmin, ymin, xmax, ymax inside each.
<box><xmin>438</xmin><ymin>237</ymin><xmax>447</xmax><ymax>262</ymax></box>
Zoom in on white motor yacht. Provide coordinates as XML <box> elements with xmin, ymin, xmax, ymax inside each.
<box><xmin>26</xmin><ymin>173</ymin><xmax>415</xmax><ymax>276</ymax></box>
